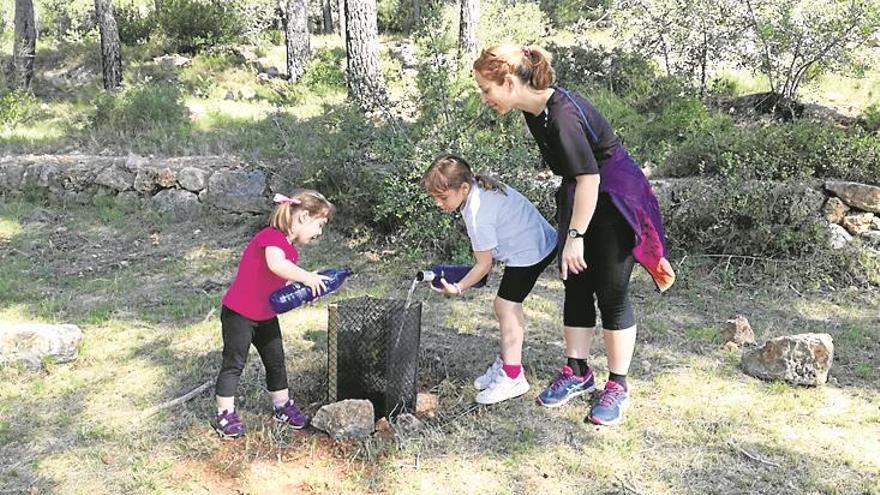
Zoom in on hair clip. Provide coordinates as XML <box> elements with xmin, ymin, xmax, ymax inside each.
<box><xmin>273</xmin><ymin>193</ymin><xmax>302</xmax><ymax>205</ymax></box>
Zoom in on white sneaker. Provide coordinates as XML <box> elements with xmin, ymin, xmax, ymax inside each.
<box><xmin>475</xmin><ymin>369</ymin><xmax>530</xmax><ymax>405</ymax></box>
<box><xmin>474</xmin><ymin>356</ymin><xmax>504</xmax><ymax>391</ymax></box>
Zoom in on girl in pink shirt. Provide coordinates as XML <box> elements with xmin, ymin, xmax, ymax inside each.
<box><xmin>213</xmin><ymin>189</ymin><xmax>335</xmax><ymax>438</ymax></box>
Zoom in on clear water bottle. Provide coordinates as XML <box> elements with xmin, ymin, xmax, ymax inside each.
<box><xmin>270</xmin><ymin>267</ymin><xmax>353</xmax><ymax>314</ymax></box>
<box><xmin>415</xmin><ymin>264</ymin><xmax>487</xmax><ymax>290</ymax></box>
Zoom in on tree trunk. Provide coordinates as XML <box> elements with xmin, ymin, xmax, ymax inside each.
<box><xmin>337</xmin><ymin>0</ymin><xmax>346</xmax><ymax>38</ymax></box>
<box><xmin>284</xmin><ymin>0</ymin><xmax>310</xmax><ymax>83</ymax></box>
<box><xmin>345</xmin><ymin>0</ymin><xmax>386</xmax><ymax>110</ymax></box>
<box><xmin>154</xmin><ymin>0</ymin><xmax>162</xmax><ymax>12</ymax></box>
<box><xmin>411</xmin><ymin>0</ymin><xmax>421</xmax><ymax>29</ymax></box>
<box><xmin>13</xmin><ymin>0</ymin><xmax>36</xmax><ymax>91</ymax></box>
<box><xmin>95</xmin><ymin>0</ymin><xmax>123</xmax><ymax>91</ymax></box>
<box><xmin>459</xmin><ymin>0</ymin><xmax>480</xmax><ymax>57</ymax></box>
<box><xmin>322</xmin><ymin>0</ymin><xmax>333</xmax><ymax>33</ymax></box>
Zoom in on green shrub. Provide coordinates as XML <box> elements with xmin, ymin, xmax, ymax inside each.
<box><xmin>0</xmin><ymin>90</ymin><xmax>40</xmax><ymax>127</ymax></box>
<box><xmin>37</xmin><ymin>0</ymin><xmax>95</xmax><ymax>40</ymax></box>
<box><xmin>478</xmin><ymin>0</ymin><xmax>550</xmax><ymax>46</ymax></box>
<box><xmin>378</xmin><ymin>0</ymin><xmax>416</xmax><ymax>32</ymax></box>
<box><xmin>863</xmin><ymin>103</ymin><xmax>880</xmax><ymax>133</ymax></box>
<box><xmin>91</xmin><ymin>83</ymin><xmax>190</xmax><ymax>144</ymax></box>
<box><xmin>539</xmin><ymin>0</ymin><xmax>610</xmax><ymax>27</ymax></box>
<box><xmin>548</xmin><ymin>43</ymin><xmax>657</xmax><ymax>97</ymax></box>
<box><xmin>156</xmin><ymin>0</ymin><xmax>243</xmax><ymax>53</ymax></box>
<box><xmin>115</xmin><ymin>3</ymin><xmax>156</xmax><ymax>45</ymax></box>
<box><xmin>664</xmin><ymin>121</ymin><xmax>880</xmax><ymax>184</ymax></box>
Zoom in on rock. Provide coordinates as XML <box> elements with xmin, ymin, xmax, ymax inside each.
<box><xmin>822</xmin><ymin>197</ymin><xmax>850</xmax><ymax>224</ymax></box>
<box><xmin>721</xmin><ymin>341</ymin><xmax>739</xmax><ymax>352</ymax></box>
<box><xmin>723</xmin><ymin>315</ymin><xmax>756</xmax><ymax>345</ymax></box>
<box><xmin>741</xmin><ymin>333</ymin><xmax>834</xmax><ymax>386</ymax></box>
<box><xmin>152</xmin><ymin>53</ymin><xmax>191</xmax><ymax>68</ymax></box>
<box><xmin>94</xmin><ymin>165</ymin><xmax>134</xmax><ymax>191</ymax></box>
<box><xmin>224</xmin><ymin>90</ymin><xmax>235</xmax><ymax>101</ymax></box>
<box><xmin>416</xmin><ymin>392</ymin><xmax>439</xmax><ymax>417</ymax></box>
<box><xmin>389</xmin><ymin>43</ymin><xmax>418</xmax><ymax>69</ymax></box>
<box><xmin>861</xmin><ymin>230</ymin><xmax>880</xmax><ymax>249</ymax></box>
<box><xmin>264</xmin><ymin>66</ymin><xmax>281</xmax><ymax>78</ymax></box>
<box><xmin>22</xmin><ymin>162</ymin><xmax>60</xmax><ymax>190</ymax></box>
<box><xmin>156</xmin><ymin>167</ymin><xmax>177</xmax><ymax>188</ymax></box>
<box><xmin>374</xmin><ymin>417</ymin><xmax>394</xmax><ymax>439</ymax></box>
<box><xmin>392</xmin><ymin>413</ymin><xmax>423</xmax><ymax>436</ymax></box>
<box><xmin>311</xmin><ymin>399</ymin><xmax>375</xmax><ymax>440</ymax></box>
<box><xmin>827</xmin><ymin>223</ymin><xmax>852</xmax><ymax>249</ymax></box>
<box><xmin>178</xmin><ymin>167</ymin><xmax>209</xmax><ymax>192</ymax></box>
<box><xmin>133</xmin><ymin>167</ymin><xmax>160</xmax><ymax>193</ymax></box>
<box><xmin>842</xmin><ymin>212</ymin><xmax>875</xmax><ymax>236</ymax></box>
<box><xmin>151</xmin><ymin>189</ymin><xmax>201</xmax><ymax>217</ymax></box>
<box><xmin>0</xmin><ymin>323</ymin><xmax>83</xmax><ymax>369</ymax></box>
<box><xmin>825</xmin><ymin>180</ymin><xmax>880</xmax><ymax>214</ymax></box>
<box><xmin>0</xmin><ymin>162</ymin><xmax>26</xmax><ymax>191</ymax></box>
<box><xmin>124</xmin><ymin>152</ymin><xmax>149</xmax><ymax>171</ymax></box>
<box><xmin>237</xmin><ymin>86</ymin><xmax>256</xmax><ymax>100</ymax></box>
<box><xmin>203</xmin><ymin>169</ymin><xmax>267</xmax><ymax>213</ymax></box>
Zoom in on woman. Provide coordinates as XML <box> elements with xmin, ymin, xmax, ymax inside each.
<box><xmin>472</xmin><ymin>44</ymin><xmax>675</xmax><ymax>425</ymax></box>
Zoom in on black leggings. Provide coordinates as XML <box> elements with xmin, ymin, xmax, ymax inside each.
<box><xmin>563</xmin><ymin>194</ymin><xmax>636</xmax><ymax>330</ymax></box>
<box><xmin>497</xmin><ymin>248</ymin><xmax>557</xmax><ymax>303</ymax></box>
<box><xmin>215</xmin><ymin>305</ymin><xmax>288</xmax><ymax>397</ymax></box>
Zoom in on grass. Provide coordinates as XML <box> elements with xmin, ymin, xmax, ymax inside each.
<box><xmin>0</xmin><ymin>198</ymin><xmax>878</xmax><ymax>494</ymax></box>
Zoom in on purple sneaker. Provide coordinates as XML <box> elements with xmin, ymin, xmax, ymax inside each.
<box><xmin>213</xmin><ymin>409</ymin><xmax>245</xmax><ymax>439</ymax></box>
<box><xmin>274</xmin><ymin>399</ymin><xmax>308</xmax><ymax>429</ymax></box>
<box><xmin>536</xmin><ymin>365</ymin><xmax>596</xmax><ymax>408</ymax></box>
<box><xmin>587</xmin><ymin>380</ymin><xmax>630</xmax><ymax>426</ymax></box>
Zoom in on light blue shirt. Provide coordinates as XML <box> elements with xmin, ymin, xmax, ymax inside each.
<box><xmin>461</xmin><ymin>182</ymin><xmax>556</xmax><ymax>267</ymax></box>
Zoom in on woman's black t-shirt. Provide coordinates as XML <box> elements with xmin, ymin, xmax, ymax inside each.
<box><xmin>523</xmin><ymin>87</ymin><xmax>619</xmax><ymax>179</ymax></box>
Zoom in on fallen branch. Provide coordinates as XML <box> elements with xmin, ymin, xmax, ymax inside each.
<box><xmin>727</xmin><ymin>439</ymin><xmax>782</xmax><ymax>468</ymax></box>
<box><xmin>141</xmin><ymin>380</ymin><xmax>213</xmax><ymax>418</ymax></box>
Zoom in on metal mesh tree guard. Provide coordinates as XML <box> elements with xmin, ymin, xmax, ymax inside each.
<box><xmin>327</xmin><ymin>297</ymin><xmax>422</xmax><ymax>419</ymax></box>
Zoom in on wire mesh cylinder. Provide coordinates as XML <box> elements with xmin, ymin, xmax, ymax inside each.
<box><xmin>328</xmin><ymin>297</ymin><xmax>422</xmax><ymax>419</ymax></box>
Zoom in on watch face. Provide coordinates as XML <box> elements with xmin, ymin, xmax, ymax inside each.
<box><xmin>568</xmin><ymin>229</ymin><xmax>578</xmax><ymax>238</ymax></box>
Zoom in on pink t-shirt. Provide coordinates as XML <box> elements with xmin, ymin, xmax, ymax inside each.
<box><xmin>222</xmin><ymin>227</ymin><xmax>299</xmax><ymax>321</ymax></box>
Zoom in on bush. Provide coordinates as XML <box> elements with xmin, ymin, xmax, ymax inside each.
<box><xmin>0</xmin><ymin>90</ymin><xmax>40</xmax><ymax>127</ymax></box>
<box><xmin>37</xmin><ymin>0</ymin><xmax>95</xmax><ymax>40</ymax></box>
<box><xmin>863</xmin><ymin>103</ymin><xmax>880</xmax><ymax>133</ymax></box>
<box><xmin>156</xmin><ymin>0</ymin><xmax>244</xmax><ymax>53</ymax></box>
<box><xmin>378</xmin><ymin>0</ymin><xmax>416</xmax><ymax>33</ymax></box>
<box><xmin>478</xmin><ymin>0</ymin><xmax>551</xmax><ymax>46</ymax></box>
<box><xmin>91</xmin><ymin>83</ymin><xmax>190</xmax><ymax>144</ymax></box>
<box><xmin>548</xmin><ymin>43</ymin><xmax>658</xmax><ymax>97</ymax></box>
<box><xmin>115</xmin><ymin>3</ymin><xmax>156</xmax><ymax>45</ymax></box>
<box><xmin>539</xmin><ymin>0</ymin><xmax>610</xmax><ymax>28</ymax></box>
<box><xmin>663</xmin><ymin>121</ymin><xmax>880</xmax><ymax>184</ymax></box>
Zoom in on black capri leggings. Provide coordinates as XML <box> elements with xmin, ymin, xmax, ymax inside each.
<box><xmin>215</xmin><ymin>305</ymin><xmax>289</xmax><ymax>397</ymax></box>
<box><xmin>563</xmin><ymin>194</ymin><xmax>636</xmax><ymax>330</ymax></box>
<box><xmin>497</xmin><ymin>248</ymin><xmax>557</xmax><ymax>303</ymax></box>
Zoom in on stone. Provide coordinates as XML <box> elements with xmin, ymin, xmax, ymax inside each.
<box><xmin>124</xmin><ymin>152</ymin><xmax>149</xmax><ymax>171</ymax></box>
<box><xmin>151</xmin><ymin>189</ymin><xmax>201</xmax><ymax>218</ymax></box>
<box><xmin>0</xmin><ymin>162</ymin><xmax>25</xmax><ymax>191</ymax></box>
<box><xmin>741</xmin><ymin>333</ymin><xmax>834</xmax><ymax>386</ymax></box>
<box><xmin>842</xmin><ymin>212</ymin><xmax>876</xmax><ymax>236</ymax></box>
<box><xmin>861</xmin><ymin>230</ymin><xmax>880</xmax><ymax>249</ymax></box>
<box><xmin>0</xmin><ymin>323</ymin><xmax>83</xmax><ymax>369</ymax></box>
<box><xmin>133</xmin><ymin>167</ymin><xmax>160</xmax><ymax>193</ymax></box>
<box><xmin>825</xmin><ymin>180</ymin><xmax>880</xmax><ymax>213</ymax></box>
<box><xmin>721</xmin><ymin>341</ymin><xmax>739</xmax><ymax>352</ymax></box>
<box><xmin>94</xmin><ymin>165</ymin><xmax>134</xmax><ymax>191</ymax></box>
<box><xmin>822</xmin><ymin>197</ymin><xmax>850</xmax><ymax>224</ymax></box>
<box><xmin>156</xmin><ymin>167</ymin><xmax>177</xmax><ymax>188</ymax></box>
<box><xmin>374</xmin><ymin>417</ymin><xmax>394</xmax><ymax>439</ymax></box>
<box><xmin>827</xmin><ymin>223</ymin><xmax>852</xmax><ymax>249</ymax></box>
<box><xmin>237</xmin><ymin>86</ymin><xmax>256</xmax><ymax>100</ymax></box>
<box><xmin>311</xmin><ymin>399</ymin><xmax>375</xmax><ymax>440</ymax></box>
<box><xmin>203</xmin><ymin>169</ymin><xmax>267</xmax><ymax>213</ymax></box>
<box><xmin>178</xmin><ymin>167</ymin><xmax>209</xmax><ymax>192</ymax></box>
<box><xmin>390</xmin><ymin>43</ymin><xmax>418</xmax><ymax>69</ymax></box>
<box><xmin>153</xmin><ymin>53</ymin><xmax>191</xmax><ymax>68</ymax></box>
<box><xmin>723</xmin><ymin>315</ymin><xmax>756</xmax><ymax>345</ymax></box>
<box><xmin>22</xmin><ymin>162</ymin><xmax>60</xmax><ymax>190</ymax></box>
<box><xmin>224</xmin><ymin>91</ymin><xmax>235</xmax><ymax>101</ymax></box>
<box><xmin>416</xmin><ymin>392</ymin><xmax>439</xmax><ymax>417</ymax></box>
<box><xmin>392</xmin><ymin>413</ymin><xmax>423</xmax><ymax>436</ymax></box>
<box><xmin>59</xmin><ymin>160</ymin><xmax>102</xmax><ymax>192</ymax></box>
<box><xmin>264</xmin><ymin>66</ymin><xmax>281</xmax><ymax>78</ymax></box>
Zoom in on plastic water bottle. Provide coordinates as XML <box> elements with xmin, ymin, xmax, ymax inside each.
<box><xmin>270</xmin><ymin>267</ymin><xmax>353</xmax><ymax>314</ymax></box>
<box><xmin>415</xmin><ymin>264</ymin><xmax>487</xmax><ymax>290</ymax></box>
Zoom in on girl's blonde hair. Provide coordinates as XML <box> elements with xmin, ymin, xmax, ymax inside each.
<box><xmin>472</xmin><ymin>44</ymin><xmax>555</xmax><ymax>91</ymax></box>
<box><xmin>269</xmin><ymin>189</ymin><xmax>335</xmax><ymax>234</ymax></box>
<box><xmin>423</xmin><ymin>154</ymin><xmax>506</xmax><ymax>196</ymax></box>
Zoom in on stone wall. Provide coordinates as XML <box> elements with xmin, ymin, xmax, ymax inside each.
<box><xmin>1</xmin><ymin>154</ymin><xmax>878</xmax><ymax>251</ymax></box>
<box><xmin>0</xmin><ymin>153</ymin><xmax>283</xmax><ymax>217</ymax></box>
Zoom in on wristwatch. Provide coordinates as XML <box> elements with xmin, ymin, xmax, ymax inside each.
<box><xmin>568</xmin><ymin>228</ymin><xmax>585</xmax><ymax>239</ymax></box>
